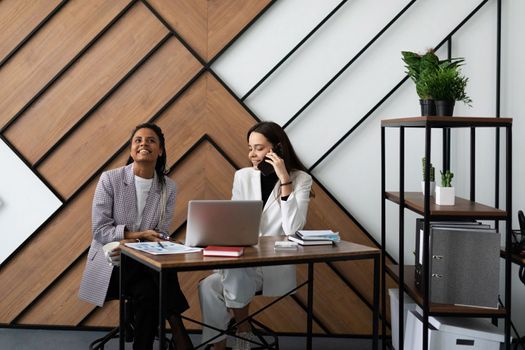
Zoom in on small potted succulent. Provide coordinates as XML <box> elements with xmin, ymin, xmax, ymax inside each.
<box><xmin>421</xmin><ymin>157</ymin><xmax>435</xmax><ymax>196</ymax></box>
<box><xmin>435</xmin><ymin>170</ymin><xmax>455</xmax><ymax>205</ymax></box>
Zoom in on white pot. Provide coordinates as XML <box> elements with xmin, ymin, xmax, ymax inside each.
<box><xmin>435</xmin><ymin>186</ymin><xmax>455</xmax><ymax>206</ymax></box>
<box><xmin>421</xmin><ymin>181</ymin><xmax>435</xmax><ymax>197</ymax></box>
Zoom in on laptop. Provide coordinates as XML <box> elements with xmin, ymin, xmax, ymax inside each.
<box><xmin>185</xmin><ymin>200</ymin><xmax>263</xmax><ymax>247</ymax></box>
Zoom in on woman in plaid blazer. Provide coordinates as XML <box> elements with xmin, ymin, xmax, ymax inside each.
<box><xmin>79</xmin><ymin>123</ymin><xmax>192</xmax><ymax>350</ymax></box>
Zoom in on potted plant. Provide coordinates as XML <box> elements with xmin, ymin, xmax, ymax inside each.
<box><xmin>435</xmin><ymin>170</ymin><xmax>455</xmax><ymax>205</ymax></box>
<box><xmin>419</xmin><ymin>61</ymin><xmax>472</xmax><ymax>116</ymax></box>
<box><xmin>421</xmin><ymin>157</ymin><xmax>435</xmax><ymax>196</ymax></box>
<box><xmin>402</xmin><ymin>50</ymin><xmax>439</xmax><ymax>116</ymax></box>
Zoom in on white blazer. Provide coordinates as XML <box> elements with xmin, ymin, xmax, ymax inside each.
<box><xmin>232</xmin><ymin>167</ymin><xmax>313</xmax><ymax>296</ymax></box>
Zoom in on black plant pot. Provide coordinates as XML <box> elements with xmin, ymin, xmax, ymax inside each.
<box><xmin>435</xmin><ymin>100</ymin><xmax>455</xmax><ymax>116</ymax></box>
<box><xmin>419</xmin><ymin>99</ymin><xmax>436</xmax><ymax>116</ymax></box>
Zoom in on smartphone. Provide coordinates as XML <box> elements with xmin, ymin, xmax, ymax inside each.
<box><xmin>257</xmin><ymin>145</ymin><xmax>283</xmax><ymax>176</ymax></box>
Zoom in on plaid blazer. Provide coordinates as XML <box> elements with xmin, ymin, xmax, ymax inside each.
<box><xmin>78</xmin><ymin>164</ymin><xmax>176</xmax><ymax>306</ymax></box>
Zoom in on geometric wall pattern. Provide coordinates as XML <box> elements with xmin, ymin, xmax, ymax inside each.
<box><xmin>0</xmin><ymin>0</ymin><xmax>394</xmax><ymax>336</ymax></box>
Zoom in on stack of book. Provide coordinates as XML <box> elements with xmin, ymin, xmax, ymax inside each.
<box><xmin>203</xmin><ymin>246</ymin><xmax>244</xmax><ymax>257</ymax></box>
<box><xmin>288</xmin><ymin>230</ymin><xmax>340</xmax><ymax>246</ymax></box>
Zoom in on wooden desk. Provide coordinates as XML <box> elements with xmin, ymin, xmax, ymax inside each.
<box><xmin>119</xmin><ymin>236</ymin><xmax>380</xmax><ymax>350</ymax></box>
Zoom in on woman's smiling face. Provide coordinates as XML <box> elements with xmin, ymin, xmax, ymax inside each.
<box><xmin>247</xmin><ymin>131</ymin><xmax>273</xmax><ymax>168</ymax></box>
<box><xmin>130</xmin><ymin>127</ymin><xmax>162</xmax><ymax>164</ymax></box>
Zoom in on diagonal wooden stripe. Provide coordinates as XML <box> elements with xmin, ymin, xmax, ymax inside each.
<box><xmin>0</xmin><ymin>0</ymin><xmax>62</xmax><ymax>62</ymax></box>
<box><xmin>37</xmin><ymin>37</ymin><xmax>202</xmax><ymax>199</ymax></box>
<box><xmin>205</xmin><ymin>74</ymin><xmax>256</xmax><ymax>168</ymax></box>
<box><xmin>16</xmin><ymin>258</ymin><xmax>92</xmax><ymax>326</ymax></box>
<box><xmin>207</xmin><ymin>0</ymin><xmax>271</xmax><ymax>61</ymax></box>
<box><xmin>295</xmin><ymin>263</ymin><xmax>373</xmax><ymax>334</ymax></box>
<box><xmin>251</xmin><ymin>294</ymin><xmax>325</xmax><ymax>334</ymax></box>
<box><xmin>146</xmin><ymin>0</ymin><xmax>208</xmax><ymax>60</ymax></box>
<box><xmin>154</xmin><ymin>74</ymin><xmax>207</xmax><ymax>175</ymax></box>
<box><xmin>5</xmin><ymin>2</ymin><xmax>168</xmax><ymax>165</ymax></box>
<box><xmin>0</xmin><ymin>0</ymin><xmax>130</xmax><ymax>130</ymax></box>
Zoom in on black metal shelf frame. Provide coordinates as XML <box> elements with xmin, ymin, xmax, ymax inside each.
<box><xmin>380</xmin><ymin>119</ymin><xmax>512</xmax><ymax>350</ymax></box>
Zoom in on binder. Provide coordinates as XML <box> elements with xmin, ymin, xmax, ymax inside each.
<box><xmin>414</xmin><ymin>219</ymin><xmax>500</xmax><ymax>308</ymax></box>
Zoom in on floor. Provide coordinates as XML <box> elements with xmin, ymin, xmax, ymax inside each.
<box><xmin>0</xmin><ymin>328</ymin><xmax>377</xmax><ymax>349</ymax></box>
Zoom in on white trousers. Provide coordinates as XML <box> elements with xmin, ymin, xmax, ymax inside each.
<box><xmin>199</xmin><ymin>267</ymin><xmax>263</xmax><ymax>345</ymax></box>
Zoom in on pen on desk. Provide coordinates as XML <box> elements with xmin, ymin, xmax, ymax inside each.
<box><xmin>157</xmin><ymin>241</ymin><xmax>165</xmax><ymax>249</ymax></box>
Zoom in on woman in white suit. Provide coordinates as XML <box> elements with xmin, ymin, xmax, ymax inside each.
<box><xmin>79</xmin><ymin>123</ymin><xmax>192</xmax><ymax>350</ymax></box>
<box><xmin>199</xmin><ymin>121</ymin><xmax>313</xmax><ymax>350</ymax></box>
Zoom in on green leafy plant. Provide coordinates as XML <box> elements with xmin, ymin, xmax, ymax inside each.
<box><xmin>402</xmin><ymin>50</ymin><xmax>467</xmax><ymax>101</ymax></box>
<box><xmin>402</xmin><ymin>50</ymin><xmax>439</xmax><ymax>99</ymax></box>
<box><xmin>419</xmin><ymin>63</ymin><xmax>472</xmax><ymax>105</ymax></box>
<box><xmin>440</xmin><ymin>170</ymin><xmax>454</xmax><ymax>187</ymax></box>
<box><xmin>421</xmin><ymin>157</ymin><xmax>435</xmax><ymax>182</ymax></box>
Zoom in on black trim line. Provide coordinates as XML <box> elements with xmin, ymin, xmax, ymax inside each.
<box><xmin>282</xmin><ymin>0</ymin><xmax>417</xmax><ymax>130</ymax></box>
<box><xmin>241</xmin><ymin>0</ymin><xmax>348</xmax><ymax>101</ymax></box>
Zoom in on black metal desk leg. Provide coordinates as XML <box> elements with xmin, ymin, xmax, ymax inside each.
<box><xmin>119</xmin><ymin>254</ymin><xmax>127</xmax><ymax>350</ymax></box>
<box><xmin>373</xmin><ymin>255</ymin><xmax>379</xmax><ymax>350</ymax></box>
<box><xmin>307</xmin><ymin>262</ymin><xmax>314</xmax><ymax>350</ymax></box>
<box><xmin>159</xmin><ymin>269</ymin><xmax>167</xmax><ymax>350</ymax></box>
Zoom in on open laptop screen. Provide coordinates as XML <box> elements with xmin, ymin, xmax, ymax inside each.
<box><xmin>184</xmin><ymin>200</ymin><xmax>263</xmax><ymax>247</ymax></box>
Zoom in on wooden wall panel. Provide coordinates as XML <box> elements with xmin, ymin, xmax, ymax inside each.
<box><xmin>37</xmin><ymin>38</ymin><xmax>202</xmax><ymax>198</ymax></box>
<box><xmin>206</xmin><ymin>74</ymin><xmax>258</xmax><ymax>168</ymax></box>
<box><xmin>155</xmin><ymin>75</ymin><xmax>207</xmax><ymax>171</ymax></box>
<box><xmin>0</xmin><ymin>0</ymin><xmax>62</xmax><ymax>62</ymax></box>
<box><xmin>17</xmin><ymin>259</ymin><xmax>92</xmax><ymax>326</ymax></box>
<box><xmin>5</xmin><ymin>2</ymin><xmax>168</xmax><ymax>164</ymax></box>
<box><xmin>169</xmin><ymin>141</ymin><xmax>236</xmax><ymax>233</ymax></box>
<box><xmin>0</xmin><ymin>0</ymin><xmax>390</xmax><ymax>338</ymax></box>
<box><xmin>207</xmin><ymin>0</ymin><xmax>271</xmax><ymax>60</ymax></box>
<box><xmin>295</xmin><ymin>263</ymin><xmax>373</xmax><ymax>334</ymax></box>
<box><xmin>251</xmin><ymin>295</ymin><xmax>325</xmax><ymax>334</ymax></box>
<box><xmin>0</xmin><ymin>0</ymin><xmax>129</xmax><ymax>129</ymax></box>
<box><xmin>82</xmin><ymin>301</ymin><xmax>119</xmax><ymax>328</ymax></box>
<box><xmin>147</xmin><ymin>0</ymin><xmax>208</xmax><ymax>60</ymax></box>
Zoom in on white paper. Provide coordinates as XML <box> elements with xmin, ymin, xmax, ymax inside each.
<box><xmin>125</xmin><ymin>242</ymin><xmax>202</xmax><ymax>255</ymax></box>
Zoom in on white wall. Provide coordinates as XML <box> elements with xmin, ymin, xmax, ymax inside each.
<box><xmin>0</xmin><ymin>139</ymin><xmax>62</xmax><ymax>264</ymax></box>
<box><xmin>213</xmin><ymin>0</ymin><xmax>525</xmax><ymax>334</ymax></box>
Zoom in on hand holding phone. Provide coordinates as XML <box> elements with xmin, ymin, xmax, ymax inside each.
<box><xmin>258</xmin><ymin>159</ymin><xmax>275</xmax><ymax>176</ymax></box>
<box><xmin>257</xmin><ymin>146</ymin><xmax>283</xmax><ymax>176</ymax></box>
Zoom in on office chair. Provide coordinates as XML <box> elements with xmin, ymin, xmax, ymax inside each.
<box><xmin>200</xmin><ymin>291</ymin><xmax>280</xmax><ymax>350</ymax></box>
<box><xmin>89</xmin><ymin>298</ymin><xmax>177</xmax><ymax>350</ymax></box>
<box><xmin>89</xmin><ymin>298</ymin><xmax>135</xmax><ymax>350</ymax></box>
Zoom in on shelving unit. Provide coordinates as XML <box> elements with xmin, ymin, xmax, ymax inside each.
<box><xmin>380</xmin><ymin>116</ymin><xmax>513</xmax><ymax>350</ymax></box>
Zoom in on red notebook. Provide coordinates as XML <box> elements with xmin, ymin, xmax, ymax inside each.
<box><xmin>203</xmin><ymin>246</ymin><xmax>244</xmax><ymax>257</ymax></box>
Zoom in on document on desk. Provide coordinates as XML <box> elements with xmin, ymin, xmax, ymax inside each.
<box><xmin>125</xmin><ymin>242</ymin><xmax>202</xmax><ymax>255</ymax></box>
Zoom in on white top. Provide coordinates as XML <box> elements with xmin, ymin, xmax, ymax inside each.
<box><xmin>134</xmin><ymin>175</ymin><xmax>153</xmax><ymax>230</ymax></box>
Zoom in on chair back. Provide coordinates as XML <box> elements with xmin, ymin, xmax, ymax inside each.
<box><xmin>518</xmin><ymin>210</ymin><xmax>525</xmax><ymax>235</ymax></box>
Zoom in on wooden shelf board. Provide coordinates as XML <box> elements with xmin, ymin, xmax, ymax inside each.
<box><xmin>381</xmin><ymin>116</ymin><xmax>512</xmax><ymax>128</ymax></box>
<box><xmin>385</xmin><ymin>192</ymin><xmax>508</xmax><ymax>219</ymax></box>
<box><xmin>385</xmin><ymin>264</ymin><xmax>506</xmax><ymax>316</ymax></box>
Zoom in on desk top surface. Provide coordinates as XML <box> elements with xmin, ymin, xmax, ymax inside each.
<box><xmin>121</xmin><ymin>236</ymin><xmax>379</xmax><ymax>271</ymax></box>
